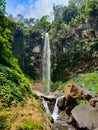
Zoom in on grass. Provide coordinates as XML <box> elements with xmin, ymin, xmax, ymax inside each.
<box><xmin>0</xmin><ymin>115</ymin><xmax>7</xmax><ymax>130</ymax></box>
<box><xmin>21</xmin><ymin>119</ymin><xmax>44</xmax><ymax>130</ymax></box>
<box><xmin>60</xmin><ymin>71</ymin><xmax>98</xmax><ymax>92</ymax></box>
<box><xmin>0</xmin><ymin>98</ymin><xmax>48</xmax><ymax>130</ymax></box>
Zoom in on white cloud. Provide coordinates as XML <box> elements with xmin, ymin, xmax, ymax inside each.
<box><xmin>26</xmin><ymin>0</ymin><xmax>69</xmax><ymax>19</ymax></box>
<box><xmin>15</xmin><ymin>4</ymin><xmax>25</xmax><ymax>15</ymax></box>
<box><xmin>9</xmin><ymin>0</ymin><xmax>69</xmax><ymax>19</ymax></box>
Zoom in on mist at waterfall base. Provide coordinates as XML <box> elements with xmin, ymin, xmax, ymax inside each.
<box><xmin>42</xmin><ymin>33</ymin><xmax>51</xmax><ymax>93</ymax></box>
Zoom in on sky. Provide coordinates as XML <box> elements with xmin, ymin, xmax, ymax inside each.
<box><xmin>6</xmin><ymin>0</ymin><xmax>69</xmax><ymax>19</ymax></box>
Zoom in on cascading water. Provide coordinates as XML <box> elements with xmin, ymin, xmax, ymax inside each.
<box><xmin>42</xmin><ymin>98</ymin><xmax>51</xmax><ymax>115</ymax></box>
<box><xmin>43</xmin><ymin>33</ymin><xmax>51</xmax><ymax>93</ymax></box>
<box><xmin>42</xmin><ymin>97</ymin><xmax>59</xmax><ymax>122</ymax></box>
<box><xmin>42</xmin><ymin>96</ymin><xmax>73</xmax><ymax>130</ymax></box>
<box><xmin>52</xmin><ymin>97</ymin><xmax>59</xmax><ymax>122</ymax></box>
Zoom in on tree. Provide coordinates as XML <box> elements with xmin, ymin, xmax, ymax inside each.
<box><xmin>0</xmin><ymin>0</ymin><xmax>7</xmax><ymax>30</ymax></box>
<box><xmin>69</xmin><ymin>0</ymin><xmax>85</xmax><ymax>8</ymax></box>
<box><xmin>0</xmin><ymin>0</ymin><xmax>21</xmax><ymax>72</ymax></box>
<box><xmin>0</xmin><ymin>0</ymin><xmax>6</xmax><ymax>14</ymax></box>
<box><xmin>53</xmin><ymin>4</ymin><xmax>64</xmax><ymax>21</ymax></box>
<box><xmin>0</xmin><ymin>0</ymin><xmax>10</xmax><ymax>63</ymax></box>
<box><xmin>24</xmin><ymin>18</ymin><xmax>36</xmax><ymax>27</ymax></box>
<box><xmin>39</xmin><ymin>15</ymin><xmax>51</xmax><ymax>31</ymax></box>
<box><xmin>88</xmin><ymin>0</ymin><xmax>98</xmax><ymax>17</ymax></box>
<box><xmin>16</xmin><ymin>14</ymin><xmax>24</xmax><ymax>22</ymax></box>
<box><xmin>63</xmin><ymin>2</ymin><xmax>79</xmax><ymax>23</ymax></box>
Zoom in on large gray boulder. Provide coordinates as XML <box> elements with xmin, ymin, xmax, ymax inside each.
<box><xmin>71</xmin><ymin>104</ymin><xmax>98</xmax><ymax>130</ymax></box>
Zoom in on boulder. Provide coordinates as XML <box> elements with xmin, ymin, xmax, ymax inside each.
<box><xmin>43</xmin><ymin>94</ymin><xmax>56</xmax><ymax>102</ymax></box>
<box><xmin>82</xmin><ymin>89</ymin><xmax>97</xmax><ymax>101</ymax></box>
<box><xmin>58</xmin><ymin>111</ymin><xmax>69</xmax><ymax>122</ymax></box>
<box><xmin>33</xmin><ymin>90</ymin><xmax>56</xmax><ymax>101</ymax></box>
<box><xmin>64</xmin><ymin>83</ymin><xmax>83</xmax><ymax>114</ymax></box>
<box><xmin>33</xmin><ymin>90</ymin><xmax>44</xmax><ymax>99</ymax></box>
<box><xmin>71</xmin><ymin>104</ymin><xmax>98</xmax><ymax>130</ymax></box>
<box><xmin>89</xmin><ymin>97</ymin><xmax>98</xmax><ymax>107</ymax></box>
<box><xmin>94</xmin><ymin>128</ymin><xmax>98</xmax><ymax>130</ymax></box>
<box><xmin>95</xmin><ymin>102</ymin><xmax>98</xmax><ymax>111</ymax></box>
<box><xmin>57</xmin><ymin>96</ymin><xmax>66</xmax><ymax>110</ymax></box>
<box><xmin>64</xmin><ymin>83</ymin><xmax>83</xmax><ymax>100</ymax></box>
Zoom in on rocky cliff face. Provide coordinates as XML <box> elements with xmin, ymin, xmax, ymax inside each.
<box><xmin>12</xmin><ymin>30</ymin><xmax>43</xmax><ymax>80</ymax></box>
<box><xmin>12</xmin><ymin>16</ymin><xmax>98</xmax><ymax>81</ymax></box>
<box><xmin>50</xmin><ymin>17</ymin><xmax>98</xmax><ymax>81</ymax></box>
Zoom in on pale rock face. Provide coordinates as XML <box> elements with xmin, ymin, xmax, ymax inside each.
<box><xmin>33</xmin><ymin>45</ymin><xmax>40</xmax><ymax>53</ymax></box>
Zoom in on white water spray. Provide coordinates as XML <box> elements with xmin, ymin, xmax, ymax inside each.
<box><xmin>43</xmin><ymin>33</ymin><xmax>51</xmax><ymax>93</ymax></box>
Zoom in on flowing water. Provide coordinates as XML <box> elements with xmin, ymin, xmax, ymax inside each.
<box><xmin>42</xmin><ymin>97</ymin><xmax>59</xmax><ymax>122</ymax></box>
<box><xmin>42</xmin><ymin>97</ymin><xmax>75</xmax><ymax>130</ymax></box>
<box><xmin>42</xmin><ymin>33</ymin><xmax>51</xmax><ymax>93</ymax></box>
<box><xmin>52</xmin><ymin>97</ymin><xmax>59</xmax><ymax>122</ymax></box>
<box><xmin>42</xmin><ymin>33</ymin><xmax>75</xmax><ymax>130</ymax></box>
<box><xmin>42</xmin><ymin>98</ymin><xmax>51</xmax><ymax>115</ymax></box>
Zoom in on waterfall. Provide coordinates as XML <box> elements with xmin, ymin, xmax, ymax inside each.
<box><xmin>52</xmin><ymin>97</ymin><xmax>59</xmax><ymax>122</ymax></box>
<box><xmin>43</xmin><ymin>33</ymin><xmax>51</xmax><ymax>93</ymax></box>
<box><xmin>42</xmin><ymin>98</ymin><xmax>51</xmax><ymax>115</ymax></box>
<box><xmin>42</xmin><ymin>96</ymin><xmax>71</xmax><ymax>129</ymax></box>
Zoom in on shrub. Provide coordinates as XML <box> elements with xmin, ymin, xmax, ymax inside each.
<box><xmin>0</xmin><ymin>64</ymin><xmax>31</xmax><ymax>107</ymax></box>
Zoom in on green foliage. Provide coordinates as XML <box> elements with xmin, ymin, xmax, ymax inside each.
<box><xmin>63</xmin><ymin>2</ymin><xmax>79</xmax><ymax>24</ymax></box>
<box><xmin>69</xmin><ymin>98</ymin><xmax>85</xmax><ymax>109</ymax></box>
<box><xmin>0</xmin><ymin>0</ymin><xmax>33</xmax><ymax>108</ymax></box>
<box><xmin>22</xmin><ymin>119</ymin><xmax>43</xmax><ymax>130</ymax></box>
<box><xmin>49</xmin><ymin>0</ymin><xmax>98</xmax><ymax>82</ymax></box>
<box><xmin>53</xmin><ymin>4</ymin><xmax>64</xmax><ymax>21</ymax></box>
<box><xmin>0</xmin><ymin>0</ymin><xmax>12</xmax><ymax>62</ymax></box>
<box><xmin>3</xmin><ymin>0</ymin><xmax>98</xmax><ymax>83</ymax></box>
<box><xmin>12</xmin><ymin>25</ymin><xmax>42</xmax><ymax>79</ymax></box>
<box><xmin>0</xmin><ymin>0</ymin><xmax>6</xmax><ymax>14</ymax></box>
<box><xmin>89</xmin><ymin>38</ymin><xmax>98</xmax><ymax>50</ymax></box>
<box><xmin>75</xmin><ymin>98</ymin><xmax>85</xmax><ymax>105</ymax></box>
<box><xmin>62</xmin><ymin>71</ymin><xmax>98</xmax><ymax>92</ymax></box>
<box><xmin>87</xmin><ymin>0</ymin><xmax>98</xmax><ymax>17</ymax></box>
<box><xmin>0</xmin><ymin>64</ymin><xmax>32</xmax><ymax>107</ymax></box>
<box><xmin>0</xmin><ymin>1</ymin><xmax>19</xmax><ymax>73</ymax></box>
<box><xmin>39</xmin><ymin>15</ymin><xmax>51</xmax><ymax>32</ymax></box>
<box><xmin>69</xmin><ymin>0</ymin><xmax>85</xmax><ymax>8</ymax></box>
<box><xmin>1</xmin><ymin>48</ymin><xmax>22</xmax><ymax>73</ymax></box>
